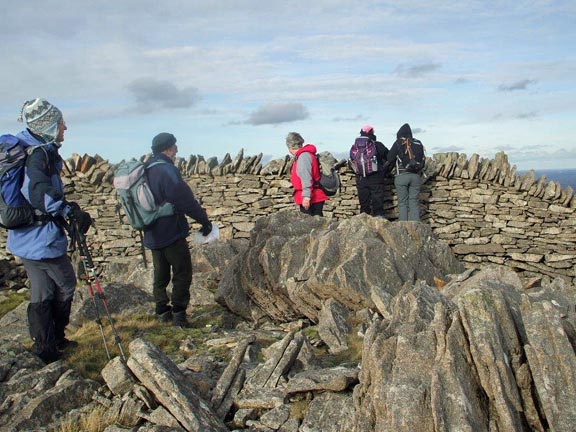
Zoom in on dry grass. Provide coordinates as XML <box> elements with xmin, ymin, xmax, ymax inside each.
<box><xmin>58</xmin><ymin>404</ymin><xmax>138</xmax><ymax>432</ymax></box>
<box><xmin>290</xmin><ymin>398</ymin><xmax>311</xmax><ymax>420</ymax></box>
<box><xmin>63</xmin><ymin>306</ymin><xmax>231</xmax><ymax>381</ymax></box>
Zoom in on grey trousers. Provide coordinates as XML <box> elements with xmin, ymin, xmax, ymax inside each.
<box><xmin>394</xmin><ymin>172</ymin><xmax>422</xmax><ymax>221</ymax></box>
<box><xmin>21</xmin><ymin>255</ymin><xmax>77</xmax><ymax>358</ymax></box>
<box><xmin>20</xmin><ymin>255</ymin><xmax>77</xmax><ymax>303</ymax></box>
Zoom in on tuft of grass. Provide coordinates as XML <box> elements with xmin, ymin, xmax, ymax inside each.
<box><xmin>59</xmin><ymin>404</ymin><xmax>138</xmax><ymax>432</ymax></box>
<box><xmin>0</xmin><ymin>291</ymin><xmax>29</xmax><ymax>318</ymax></box>
<box><xmin>316</xmin><ymin>332</ymin><xmax>364</xmax><ymax>368</ymax></box>
<box><xmin>302</xmin><ymin>326</ymin><xmax>320</xmax><ymax>341</ymax></box>
<box><xmin>290</xmin><ymin>399</ymin><xmax>310</xmax><ymax>420</ymax></box>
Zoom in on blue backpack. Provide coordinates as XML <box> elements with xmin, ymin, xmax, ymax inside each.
<box><xmin>0</xmin><ymin>134</ymin><xmax>42</xmax><ymax>229</ymax></box>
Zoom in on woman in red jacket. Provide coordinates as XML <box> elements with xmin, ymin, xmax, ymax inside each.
<box><xmin>286</xmin><ymin>132</ymin><xmax>327</xmax><ymax>216</ymax></box>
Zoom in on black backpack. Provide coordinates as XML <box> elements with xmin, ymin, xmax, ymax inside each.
<box><xmin>398</xmin><ymin>138</ymin><xmax>425</xmax><ymax>174</ymax></box>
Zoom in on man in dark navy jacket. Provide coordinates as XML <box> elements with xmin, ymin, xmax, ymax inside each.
<box><xmin>143</xmin><ymin>132</ymin><xmax>212</xmax><ymax>327</ymax></box>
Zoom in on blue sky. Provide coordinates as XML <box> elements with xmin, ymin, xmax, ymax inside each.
<box><xmin>1</xmin><ymin>0</ymin><xmax>575</xmax><ymax>170</ymax></box>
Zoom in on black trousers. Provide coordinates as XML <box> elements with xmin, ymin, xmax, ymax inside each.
<box><xmin>299</xmin><ymin>201</ymin><xmax>324</xmax><ymax>216</ymax></box>
<box><xmin>151</xmin><ymin>237</ymin><xmax>193</xmax><ymax>313</ymax></box>
<box><xmin>355</xmin><ymin>174</ymin><xmax>385</xmax><ymax>216</ymax></box>
<box><xmin>21</xmin><ymin>255</ymin><xmax>76</xmax><ymax>358</ymax></box>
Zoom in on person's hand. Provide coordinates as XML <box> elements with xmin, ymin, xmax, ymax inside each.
<box><xmin>302</xmin><ymin>197</ymin><xmax>311</xmax><ymax>210</ymax></box>
<box><xmin>67</xmin><ymin>202</ymin><xmax>92</xmax><ymax>234</ymax></box>
<box><xmin>200</xmin><ymin>222</ymin><xmax>213</xmax><ymax>236</ymax></box>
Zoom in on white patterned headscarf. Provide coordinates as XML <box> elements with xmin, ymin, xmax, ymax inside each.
<box><xmin>18</xmin><ymin>98</ymin><xmax>63</xmax><ymax>143</ymax></box>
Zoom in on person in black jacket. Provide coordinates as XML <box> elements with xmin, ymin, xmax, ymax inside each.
<box><xmin>386</xmin><ymin>123</ymin><xmax>425</xmax><ymax>221</ymax></box>
<box><xmin>143</xmin><ymin>132</ymin><xmax>212</xmax><ymax>327</ymax></box>
<box><xmin>350</xmin><ymin>125</ymin><xmax>389</xmax><ymax>217</ymax></box>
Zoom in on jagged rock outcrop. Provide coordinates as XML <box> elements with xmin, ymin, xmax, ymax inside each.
<box><xmin>127</xmin><ymin>338</ymin><xmax>228</xmax><ymax>432</ymax></box>
<box><xmin>216</xmin><ymin>210</ymin><xmax>464</xmax><ymax>322</ymax></box>
<box><xmin>0</xmin><ymin>342</ymin><xmax>99</xmax><ymax>431</ymax></box>
<box><xmin>354</xmin><ymin>266</ymin><xmax>576</xmax><ymax>432</ymax></box>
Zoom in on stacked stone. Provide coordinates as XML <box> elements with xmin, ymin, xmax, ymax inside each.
<box><xmin>0</xmin><ymin>149</ymin><xmax>574</xmax><ymax>289</ymax></box>
<box><xmin>424</xmin><ymin>152</ymin><xmax>575</xmax><ymax>283</ymax></box>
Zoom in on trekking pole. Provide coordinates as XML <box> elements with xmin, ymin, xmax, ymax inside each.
<box><xmin>138</xmin><ymin>229</ymin><xmax>148</xmax><ymax>269</ymax></box>
<box><xmin>70</xmin><ymin>220</ymin><xmax>127</xmax><ymax>362</ymax></box>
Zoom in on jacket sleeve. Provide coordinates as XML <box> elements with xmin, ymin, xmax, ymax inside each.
<box><xmin>296</xmin><ymin>152</ymin><xmax>314</xmax><ymax>199</ymax></box>
<box><xmin>387</xmin><ymin>141</ymin><xmax>399</xmax><ymax>165</ymax></box>
<box><xmin>154</xmin><ymin>164</ymin><xmax>210</xmax><ymax>226</ymax></box>
<box><xmin>385</xmin><ymin>141</ymin><xmax>400</xmax><ymax>175</ymax></box>
<box><xmin>376</xmin><ymin>141</ymin><xmax>389</xmax><ymax>162</ymax></box>
<box><xmin>24</xmin><ymin>147</ymin><xmax>67</xmax><ymax>217</ymax></box>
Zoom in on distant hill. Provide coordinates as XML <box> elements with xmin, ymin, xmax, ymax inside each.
<box><xmin>520</xmin><ymin>169</ymin><xmax>576</xmax><ymax>190</ymax></box>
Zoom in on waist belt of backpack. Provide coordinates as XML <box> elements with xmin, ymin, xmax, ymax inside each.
<box><xmin>32</xmin><ymin>211</ymin><xmax>56</xmax><ymax>226</ymax></box>
<box><xmin>397</xmin><ymin>168</ymin><xmax>416</xmax><ymax>174</ymax></box>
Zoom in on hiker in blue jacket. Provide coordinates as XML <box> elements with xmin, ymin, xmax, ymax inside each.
<box><xmin>7</xmin><ymin>99</ymin><xmax>92</xmax><ymax>363</ymax></box>
<box><xmin>143</xmin><ymin>132</ymin><xmax>213</xmax><ymax>327</ymax></box>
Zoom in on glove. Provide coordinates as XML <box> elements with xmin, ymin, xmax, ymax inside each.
<box><xmin>200</xmin><ymin>222</ymin><xmax>212</xmax><ymax>236</ymax></box>
<box><xmin>67</xmin><ymin>202</ymin><xmax>93</xmax><ymax>234</ymax></box>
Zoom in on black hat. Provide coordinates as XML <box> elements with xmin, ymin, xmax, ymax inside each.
<box><xmin>151</xmin><ymin>132</ymin><xmax>177</xmax><ymax>154</ymax></box>
<box><xmin>397</xmin><ymin>123</ymin><xmax>413</xmax><ymax>139</ymax></box>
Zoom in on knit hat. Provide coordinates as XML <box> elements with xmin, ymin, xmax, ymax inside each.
<box><xmin>361</xmin><ymin>124</ymin><xmax>374</xmax><ymax>134</ymax></box>
<box><xmin>152</xmin><ymin>132</ymin><xmax>177</xmax><ymax>154</ymax></box>
<box><xmin>18</xmin><ymin>98</ymin><xmax>63</xmax><ymax>142</ymax></box>
<box><xmin>286</xmin><ymin>132</ymin><xmax>304</xmax><ymax>150</ymax></box>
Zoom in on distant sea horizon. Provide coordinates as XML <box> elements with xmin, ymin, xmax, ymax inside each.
<box><xmin>518</xmin><ymin>168</ymin><xmax>576</xmax><ymax>190</ymax></box>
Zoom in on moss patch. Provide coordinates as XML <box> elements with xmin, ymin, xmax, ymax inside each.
<box><xmin>0</xmin><ymin>291</ymin><xmax>29</xmax><ymax>318</ymax></box>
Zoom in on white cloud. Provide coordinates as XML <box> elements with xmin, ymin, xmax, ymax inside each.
<box><xmin>246</xmin><ymin>103</ymin><xmax>309</xmax><ymax>126</ymax></box>
<box><xmin>497</xmin><ymin>79</ymin><xmax>538</xmax><ymax>92</ymax></box>
<box><xmin>126</xmin><ymin>78</ymin><xmax>200</xmax><ymax>113</ymax></box>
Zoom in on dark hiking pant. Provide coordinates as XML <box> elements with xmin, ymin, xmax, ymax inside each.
<box><xmin>151</xmin><ymin>237</ymin><xmax>192</xmax><ymax>314</ymax></box>
<box><xmin>299</xmin><ymin>201</ymin><xmax>325</xmax><ymax>217</ymax></box>
<box><xmin>356</xmin><ymin>174</ymin><xmax>385</xmax><ymax>217</ymax></box>
<box><xmin>21</xmin><ymin>255</ymin><xmax>76</xmax><ymax>360</ymax></box>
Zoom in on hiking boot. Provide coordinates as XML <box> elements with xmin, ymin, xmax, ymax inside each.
<box><xmin>36</xmin><ymin>348</ymin><xmax>62</xmax><ymax>364</ymax></box>
<box><xmin>56</xmin><ymin>338</ymin><xmax>79</xmax><ymax>350</ymax></box>
<box><xmin>156</xmin><ymin>309</ymin><xmax>173</xmax><ymax>323</ymax></box>
<box><xmin>172</xmin><ymin>311</ymin><xmax>191</xmax><ymax>328</ymax></box>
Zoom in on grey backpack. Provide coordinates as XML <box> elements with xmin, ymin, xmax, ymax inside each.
<box><xmin>113</xmin><ymin>159</ymin><xmax>174</xmax><ymax>229</ymax></box>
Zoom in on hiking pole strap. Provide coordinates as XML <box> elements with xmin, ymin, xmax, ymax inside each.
<box><xmin>70</xmin><ymin>218</ymin><xmax>95</xmax><ymax>269</ymax></box>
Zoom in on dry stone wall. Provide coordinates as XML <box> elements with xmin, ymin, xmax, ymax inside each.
<box><xmin>0</xmin><ymin>150</ymin><xmax>574</xmax><ymax>288</ymax></box>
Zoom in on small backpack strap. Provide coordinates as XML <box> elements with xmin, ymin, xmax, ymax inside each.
<box><xmin>145</xmin><ymin>159</ymin><xmax>167</xmax><ymax>170</ymax></box>
<box><xmin>402</xmin><ymin>137</ymin><xmax>413</xmax><ymax>160</ymax></box>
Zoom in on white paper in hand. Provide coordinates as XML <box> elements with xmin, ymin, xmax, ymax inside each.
<box><xmin>194</xmin><ymin>224</ymin><xmax>220</xmax><ymax>244</ymax></box>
